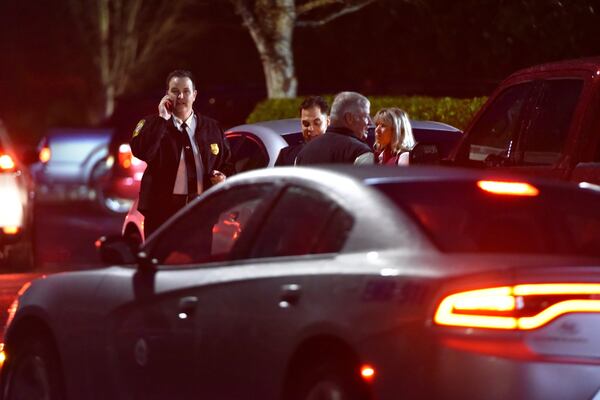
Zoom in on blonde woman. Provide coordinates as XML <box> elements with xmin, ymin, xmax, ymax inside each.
<box><xmin>373</xmin><ymin>107</ymin><xmax>416</xmax><ymax>165</ymax></box>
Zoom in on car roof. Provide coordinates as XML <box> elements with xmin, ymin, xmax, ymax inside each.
<box><xmin>227</xmin><ymin>164</ymin><xmax>587</xmax><ymax>192</ymax></box>
<box><xmin>226</xmin><ymin>118</ymin><xmax>462</xmax><ymax>137</ymax></box>
<box><xmin>226</xmin><ymin>119</ymin><xmax>300</xmax><ymax>136</ymax></box>
<box><xmin>509</xmin><ymin>57</ymin><xmax>600</xmax><ymax>77</ymax></box>
<box><xmin>208</xmin><ymin>164</ymin><xmax>594</xmax><ymax>256</ymax></box>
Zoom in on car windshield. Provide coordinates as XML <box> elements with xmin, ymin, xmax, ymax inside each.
<box><xmin>374</xmin><ymin>180</ymin><xmax>600</xmax><ymax>256</ymax></box>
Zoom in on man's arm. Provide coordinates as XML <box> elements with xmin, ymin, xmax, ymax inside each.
<box><xmin>208</xmin><ymin>121</ymin><xmax>234</xmax><ymax>185</ymax></box>
<box><xmin>130</xmin><ymin>116</ymin><xmax>169</xmax><ymax>163</ymax></box>
<box><xmin>354</xmin><ymin>152</ymin><xmax>374</xmax><ymax>165</ymax></box>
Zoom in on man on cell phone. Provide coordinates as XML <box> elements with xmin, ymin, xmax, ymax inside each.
<box><xmin>130</xmin><ymin>69</ymin><xmax>232</xmax><ymax>238</ymax></box>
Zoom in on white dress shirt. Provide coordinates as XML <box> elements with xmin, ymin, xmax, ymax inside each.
<box><xmin>172</xmin><ymin>114</ymin><xmax>204</xmax><ymax>195</ymax></box>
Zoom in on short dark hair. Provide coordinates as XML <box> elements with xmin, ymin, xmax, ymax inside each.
<box><xmin>299</xmin><ymin>96</ymin><xmax>329</xmax><ymax>115</ymax></box>
<box><xmin>166</xmin><ymin>69</ymin><xmax>196</xmax><ymax>90</ymax></box>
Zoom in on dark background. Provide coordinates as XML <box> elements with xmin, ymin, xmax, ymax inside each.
<box><xmin>1</xmin><ymin>0</ymin><xmax>599</xmax><ymax>147</ymax></box>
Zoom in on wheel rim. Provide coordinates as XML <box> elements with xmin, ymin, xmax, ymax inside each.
<box><xmin>305</xmin><ymin>380</ymin><xmax>344</xmax><ymax>400</ymax></box>
<box><xmin>7</xmin><ymin>354</ymin><xmax>51</xmax><ymax>400</ymax></box>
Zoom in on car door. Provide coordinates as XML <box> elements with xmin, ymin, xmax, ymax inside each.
<box><xmin>458</xmin><ymin>81</ymin><xmax>537</xmax><ymax>168</ymax></box>
<box><xmin>105</xmin><ymin>183</ymin><xmax>278</xmax><ymax>399</ymax></box>
<box><xmin>509</xmin><ymin>78</ymin><xmax>584</xmax><ymax>179</ymax></box>
<box><xmin>188</xmin><ymin>184</ymin><xmax>355</xmax><ymax>399</ymax></box>
<box><xmin>226</xmin><ymin>132</ymin><xmax>269</xmax><ymax>173</ymax></box>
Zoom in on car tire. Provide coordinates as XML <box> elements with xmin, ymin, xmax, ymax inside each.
<box><xmin>285</xmin><ymin>353</ymin><xmax>369</xmax><ymax>400</ymax></box>
<box><xmin>2</xmin><ymin>335</ymin><xmax>65</xmax><ymax>400</ymax></box>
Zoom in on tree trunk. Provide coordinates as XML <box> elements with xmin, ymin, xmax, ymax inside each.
<box><xmin>258</xmin><ymin>37</ymin><xmax>297</xmax><ymax>98</ymax></box>
<box><xmin>235</xmin><ymin>0</ymin><xmax>298</xmax><ymax>98</ymax></box>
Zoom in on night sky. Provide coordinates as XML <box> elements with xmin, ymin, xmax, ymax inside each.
<box><xmin>1</xmin><ymin>0</ymin><xmax>599</xmax><ymax>145</ymax></box>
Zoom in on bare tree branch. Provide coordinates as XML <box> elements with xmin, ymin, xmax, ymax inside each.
<box><xmin>296</xmin><ymin>0</ymin><xmax>344</xmax><ymax>16</ymax></box>
<box><xmin>66</xmin><ymin>0</ymin><xmax>200</xmax><ymax>122</ymax></box>
<box><xmin>296</xmin><ymin>0</ymin><xmax>375</xmax><ymax>27</ymax></box>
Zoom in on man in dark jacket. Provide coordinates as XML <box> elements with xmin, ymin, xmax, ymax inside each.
<box><xmin>275</xmin><ymin>96</ymin><xmax>330</xmax><ymax>166</ymax></box>
<box><xmin>130</xmin><ymin>69</ymin><xmax>232</xmax><ymax>237</ymax></box>
<box><xmin>295</xmin><ymin>91</ymin><xmax>374</xmax><ymax>165</ymax></box>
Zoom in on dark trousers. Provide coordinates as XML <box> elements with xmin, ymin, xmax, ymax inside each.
<box><xmin>143</xmin><ymin>194</ymin><xmax>197</xmax><ymax>239</ymax></box>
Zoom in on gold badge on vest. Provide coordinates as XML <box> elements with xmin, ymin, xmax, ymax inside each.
<box><xmin>132</xmin><ymin>119</ymin><xmax>145</xmax><ymax>138</ymax></box>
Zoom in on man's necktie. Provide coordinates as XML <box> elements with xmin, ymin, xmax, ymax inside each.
<box><xmin>180</xmin><ymin>122</ymin><xmax>198</xmax><ymax>195</ymax></box>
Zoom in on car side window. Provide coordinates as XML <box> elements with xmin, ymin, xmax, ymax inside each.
<box><xmin>519</xmin><ymin>79</ymin><xmax>583</xmax><ymax>165</ymax></box>
<box><xmin>151</xmin><ymin>184</ymin><xmax>274</xmax><ymax>266</ymax></box>
<box><xmin>250</xmin><ymin>186</ymin><xmax>352</xmax><ymax>258</ymax></box>
<box><xmin>227</xmin><ymin>133</ymin><xmax>268</xmax><ymax>173</ymax></box>
<box><xmin>467</xmin><ymin>82</ymin><xmax>535</xmax><ymax>163</ymax></box>
<box><xmin>312</xmin><ymin>207</ymin><xmax>354</xmax><ymax>254</ymax></box>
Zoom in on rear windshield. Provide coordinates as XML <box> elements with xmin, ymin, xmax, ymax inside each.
<box><xmin>374</xmin><ymin>180</ymin><xmax>600</xmax><ymax>256</ymax></box>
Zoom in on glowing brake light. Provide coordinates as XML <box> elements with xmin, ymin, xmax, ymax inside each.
<box><xmin>39</xmin><ymin>146</ymin><xmax>51</xmax><ymax>163</ymax></box>
<box><xmin>434</xmin><ymin>283</ymin><xmax>600</xmax><ymax>330</ymax></box>
<box><xmin>38</xmin><ymin>137</ymin><xmax>51</xmax><ymax>164</ymax></box>
<box><xmin>360</xmin><ymin>364</ymin><xmax>376</xmax><ymax>383</ymax></box>
<box><xmin>0</xmin><ymin>343</ymin><xmax>5</xmax><ymax>368</ymax></box>
<box><xmin>2</xmin><ymin>226</ymin><xmax>19</xmax><ymax>235</ymax></box>
<box><xmin>118</xmin><ymin>143</ymin><xmax>133</xmax><ymax>169</ymax></box>
<box><xmin>0</xmin><ymin>154</ymin><xmax>15</xmax><ymax>172</ymax></box>
<box><xmin>477</xmin><ymin>180</ymin><xmax>539</xmax><ymax>196</ymax></box>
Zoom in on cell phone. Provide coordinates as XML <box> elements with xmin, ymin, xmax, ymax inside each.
<box><xmin>165</xmin><ymin>99</ymin><xmax>173</xmax><ymax>112</ymax></box>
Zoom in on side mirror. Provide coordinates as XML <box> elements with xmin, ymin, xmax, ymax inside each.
<box><xmin>411</xmin><ymin>143</ymin><xmax>440</xmax><ymax>165</ymax></box>
<box><xmin>95</xmin><ymin>235</ymin><xmax>137</xmax><ymax>264</ymax></box>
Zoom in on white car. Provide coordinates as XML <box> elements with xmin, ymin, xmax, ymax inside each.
<box><xmin>121</xmin><ymin>119</ymin><xmax>463</xmax><ymax>244</ymax></box>
<box><xmin>0</xmin><ymin>120</ymin><xmax>35</xmax><ymax>270</ymax></box>
<box><xmin>3</xmin><ymin>166</ymin><xmax>600</xmax><ymax>400</ymax></box>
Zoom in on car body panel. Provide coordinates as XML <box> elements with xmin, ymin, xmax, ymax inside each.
<box><xmin>450</xmin><ymin>57</ymin><xmax>600</xmax><ymax>186</ymax></box>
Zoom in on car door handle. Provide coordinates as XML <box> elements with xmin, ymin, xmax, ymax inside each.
<box><xmin>279</xmin><ymin>284</ymin><xmax>302</xmax><ymax>308</ymax></box>
<box><xmin>178</xmin><ymin>296</ymin><xmax>198</xmax><ymax>319</ymax></box>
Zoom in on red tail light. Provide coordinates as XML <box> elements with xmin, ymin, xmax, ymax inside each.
<box><xmin>477</xmin><ymin>180</ymin><xmax>539</xmax><ymax>196</ymax></box>
<box><xmin>0</xmin><ymin>154</ymin><xmax>15</xmax><ymax>172</ymax></box>
<box><xmin>118</xmin><ymin>143</ymin><xmax>133</xmax><ymax>169</ymax></box>
<box><xmin>360</xmin><ymin>364</ymin><xmax>376</xmax><ymax>383</ymax></box>
<box><xmin>2</xmin><ymin>226</ymin><xmax>20</xmax><ymax>235</ymax></box>
<box><xmin>0</xmin><ymin>343</ymin><xmax>5</xmax><ymax>368</ymax></box>
<box><xmin>434</xmin><ymin>283</ymin><xmax>600</xmax><ymax>330</ymax></box>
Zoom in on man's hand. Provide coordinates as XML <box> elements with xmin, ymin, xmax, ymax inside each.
<box><xmin>210</xmin><ymin>170</ymin><xmax>226</xmax><ymax>185</ymax></box>
<box><xmin>159</xmin><ymin>95</ymin><xmax>174</xmax><ymax>120</ymax></box>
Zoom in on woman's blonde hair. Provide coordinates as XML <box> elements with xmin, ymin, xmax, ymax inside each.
<box><xmin>373</xmin><ymin>107</ymin><xmax>416</xmax><ymax>154</ymax></box>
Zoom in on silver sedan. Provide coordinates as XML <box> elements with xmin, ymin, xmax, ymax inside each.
<box><xmin>225</xmin><ymin>118</ymin><xmax>463</xmax><ymax>172</ymax></box>
<box><xmin>3</xmin><ymin>166</ymin><xmax>600</xmax><ymax>400</ymax></box>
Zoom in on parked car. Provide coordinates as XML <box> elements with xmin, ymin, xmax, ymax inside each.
<box><xmin>4</xmin><ymin>166</ymin><xmax>600</xmax><ymax>400</ymax></box>
<box><xmin>30</xmin><ymin>128</ymin><xmax>113</xmax><ymax>203</ymax></box>
<box><xmin>92</xmin><ymin>135</ymin><xmax>146</xmax><ymax>214</ymax></box>
<box><xmin>0</xmin><ymin>120</ymin><xmax>36</xmax><ymax>270</ymax></box>
<box><xmin>226</xmin><ymin>118</ymin><xmax>462</xmax><ymax>173</ymax></box>
<box><xmin>121</xmin><ymin>118</ymin><xmax>463</xmax><ymax>244</ymax></box>
<box><xmin>449</xmin><ymin>57</ymin><xmax>600</xmax><ymax>184</ymax></box>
